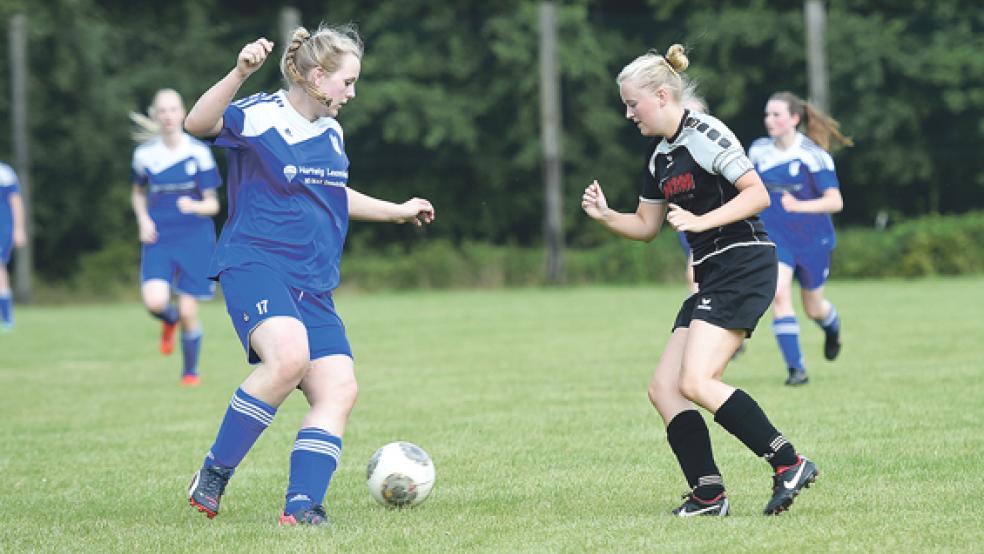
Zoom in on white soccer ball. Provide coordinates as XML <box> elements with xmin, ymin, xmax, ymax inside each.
<box><xmin>366</xmin><ymin>441</ymin><xmax>436</xmax><ymax>508</ymax></box>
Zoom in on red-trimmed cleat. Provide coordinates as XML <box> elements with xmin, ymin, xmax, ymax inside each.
<box><xmin>279</xmin><ymin>504</ymin><xmax>330</xmax><ymax>527</ymax></box>
<box><xmin>188</xmin><ymin>466</ymin><xmax>233</xmax><ymax>519</ymax></box>
<box><xmin>672</xmin><ymin>490</ymin><xmax>730</xmax><ymax>517</ymax></box>
<box><xmin>181</xmin><ymin>375</ymin><xmax>201</xmax><ymax>387</ymax></box>
<box><xmin>764</xmin><ymin>455</ymin><xmax>819</xmax><ymax>515</ymax></box>
<box><xmin>160</xmin><ymin>321</ymin><xmax>178</xmax><ymax>356</ymax></box>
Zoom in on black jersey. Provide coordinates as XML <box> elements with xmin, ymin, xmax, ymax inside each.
<box><xmin>640</xmin><ymin>110</ymin><xmax>772</xmax><ymax>265</ymax></box>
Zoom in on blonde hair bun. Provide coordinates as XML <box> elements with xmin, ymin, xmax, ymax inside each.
<box><xmin>665</xmin><ymin>44</ymin><xmax>689</xmax><ymax>73</ymax></box>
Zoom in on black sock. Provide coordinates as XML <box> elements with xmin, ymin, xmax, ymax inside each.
<box><xmin>713</xmin><ymin>389</ymin><xmax>798</xmax><ymax>470</ymax></box>
<box><xmin>666</xmin><ymin>410</ymin><xmax>724</xmax><ymax>500</ymax></box>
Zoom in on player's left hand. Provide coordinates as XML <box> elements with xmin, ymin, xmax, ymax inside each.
<box><xmin>666</xmin><ymin>203</ymin><xmax>707</xmax><ymax>233</ymax></box>
<box><xmin>396</xmin><ymin>198</ymin><xmax>435</xmax><ymax>226</ymax></box>
<box><xmin>176</xmin><ymin>196</ymin><xmax>197</xmax><ymax>215</ymax></box>
<box><xmin>780</xmin><ymin>192</ymin><xmax>800</xmax><ymax>213</ymax></box>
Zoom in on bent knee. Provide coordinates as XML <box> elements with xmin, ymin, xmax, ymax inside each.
<box><xmin>648</xmin><ymin>378</ymin><xmax>679</xmax><ymax>407</ymax></box>
<box><xmin>144</xmin><ymin>298</ymin><xmax>170</xmax><ymax>314</ymax></box>
<box><xmin>677</xmin><ymin>371</ymin><xmax>705</xmax><ymax>402</ymax></box>
<box><xmin>803</xmin><ymin>302</ymin><xmax>827</xmax><ymax>321</ymax></box>
<box><xmin>269</xmin><ymin>350</ymin><xmax>311</xmax><ymax>383</ymax></box>
<box><xmin>336</xmin><ymin>374</ymin><xmax>359</xmax><ymax>406</ymax></box>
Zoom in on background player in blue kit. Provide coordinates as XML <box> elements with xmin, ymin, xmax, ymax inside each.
<box><xmin>0</xmin><ymin>161</ymin><xmax>26</xmax><ymax>332</ymax></box>
<box><xmin>130</xmin><ymin>88</ymin><xmax>222</xmax><ymax>386</ymax></box>
<box><xmin>748</xmin><ymin>91</ymin><xmax>853</xmax><ymax>386</ymax></box>
<box><xmin>183</xmin><ymin>24</ymin><xmax>435</xmax><ymax>526</ymax></box>
<box><xmin>582</xmin><ymin>45</ymin><xmax>817</xmax><ymax>517</ymax></box>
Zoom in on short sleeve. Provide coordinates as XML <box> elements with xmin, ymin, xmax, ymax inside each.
<box><xmin>639</xmin><ymin>142</ymin><xmax>666</xmax><ymax>203</ymax></box>
<box><xmin>208</xmin><ymin>103</ymin><xmax>247</xmax><ymax>150</ymax></box>
<box><xmin>687</xmin><ymin>115</ymin><xmax>754</xmax><ymax>185</ymax></box>
<box><xmin>809</xmin><ymin>150</ymin><xmax>840</xmax><ymax>191</ymax></box>
<box><xmin>0</xmin><ymin>164</ymin><xmax>19</xmax><ymax>199</ymax></box>
<box><xmin>192</xmin><ymin>144</ymin><xmax>222</xmax><ymax>191</ymax></box>
<box><xmin>713</xmin><ymin>147</ymin><xmax>755</xmax><ymax>185</ymax></box>
<box><xmin>130</xmin><ymin>150</ymin><xmax>148</xmax><ymax>187</ymax></box>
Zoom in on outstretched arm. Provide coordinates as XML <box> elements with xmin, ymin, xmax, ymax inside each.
<box><xmin>581</xmin><ymin>180</ymin><xmax>666</xmax><ymax>242</ymax></box>
<box><xmin>185</xmin><ymin>38</ymin><xmax>274</xmax><ymax>138</ymax></box>
<box><xmin>346</xmin><ymin>188</ymin><xmax>436</xmax><ymax>226</ymax></box>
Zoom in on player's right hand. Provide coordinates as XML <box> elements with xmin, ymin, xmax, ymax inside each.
<box><xmin>581</xmin><ymin>180</ymin><xmax>610</xmax><ymax>220</ymax></box>
<box><xmin>236</xmin><ymin>38</ymin><xmax>274</xmax><ymax>78</ymax></box>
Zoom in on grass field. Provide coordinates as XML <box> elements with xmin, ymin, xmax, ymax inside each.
<box><xmin>2</xmin><ymin>277</ymin><xmax>983</xmax><ymax>552</ymax></box>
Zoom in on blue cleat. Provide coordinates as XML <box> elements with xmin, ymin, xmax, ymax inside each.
<box><xmin>279</xmin><ymin>504</ymin><xmax>330</xmax><ymax>527</ymax></box>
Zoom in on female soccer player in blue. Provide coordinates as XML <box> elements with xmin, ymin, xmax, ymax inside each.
<box><xmin>131</xmin><ymin>88</ymin><xmax>222</xmax><ymax>386</ymax></box>
<box><xmin>183</xmin><ymin>24</ymin><xmax>435</xmax><ymax>526</ymax></box>
<box><xmin>748</xmin><ymin>91</ymin><xmax>853</xmax><ymax>386</ymax></box>
<box><xmin>0</xmin><ymin>161</ymin><xmax>26</xmax><ymax>331</ymax></box>
<box><xmin>582</xmin><ymin>45</ymin><xmax>817</xmax><ymax>516</ymax></box>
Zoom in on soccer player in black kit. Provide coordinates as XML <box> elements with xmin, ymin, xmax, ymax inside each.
<box><xmin>581</xmin><ymin>44</ymin><xmax>818</xmax><ymax>516</ymax></box>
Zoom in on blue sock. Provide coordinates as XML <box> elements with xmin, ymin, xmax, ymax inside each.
<box><xmin>773</xmin><ymin>316</ymin><xmax>805</xmax><ymax>371</ymax></box>
<box><xmin>204</xmin><ymin>387</ymin><xmax>276</xmax><ymax>470</ymax></box>
<box><xmin>816</xmin><ymin>304</ymin><xmax>840</xmax><ymax>335</ymax></box>
<box><xmin>150</xmin><ymin>303</ymin><xmax>178</xmax><ymax>325</ymax></box>
<box><xmin>181</xmin><ymin>328</ymin><xmax>203</xmax><ymax>376</ymax></box>
<box><xmin>0</xmin><ymin>291</ymin><xmax>12</xmax><ymax>326</ymax></box>
<box><xmin>284</xmin><ymin>428</ymin><xmax>342</xmax><ymax>514</ymax></box>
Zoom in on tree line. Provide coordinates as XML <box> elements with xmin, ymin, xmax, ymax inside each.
<box><xmin>0</xmin><ymin>0</ymin><xmax>981</xmax><ymax>283</ymax></box>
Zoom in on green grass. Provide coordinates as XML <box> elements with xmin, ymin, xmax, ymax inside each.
<box><xmin>2</xmin><ymin>277</ymin><xmax>983</xmax><ymax>552</ymax></box>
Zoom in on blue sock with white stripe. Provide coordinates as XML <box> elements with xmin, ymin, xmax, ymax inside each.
<box><xmin>815</xmin><ymin>304</ymin><xmax>840</xmax><ymax>335</ymax></box>
<box><xmin>773</xmin><ymin>316</ymin><xmax>805</xmax><ymax>372</ymax></box>
<box><xmin>204</xmin><ymin>387</ymin><xmax>276</xmax><ymax>470</ymax></box>
<box><xmin>284</xmin><ymin>428</ymin><xmax>342</xmax><ymax>514</ymax></box>
<box><xmin>0</xmin><ymin>291</ymin><xmax>12</xmax><ymax>326</ymax></box>
<box><xmin>181</xmin><ymin>328</ymin><xmax>203</xmax><ymax>377</ymax></box>
<box><xmin>150</xmin><ymin>303</ymin><xmax>178</xmax><ymax>325</ymax></box>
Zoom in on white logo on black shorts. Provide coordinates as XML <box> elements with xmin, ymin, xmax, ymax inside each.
<box><xmin>697</xmin><ymin>297</ymin><xmax>713</xmax><ymax>311</ymax></box>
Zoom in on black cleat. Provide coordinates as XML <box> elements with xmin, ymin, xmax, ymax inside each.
<box><xmin>764</xmin><ymin>456</ymin><xmax>818</xmax><ymax>515</ymax></box>
<box><xmin>672</xmin><ymin>491</ymin><xmax>730</xmax><ymax>517</ymax></box>
<box><xmin>188</xmin><ymin>466</ymin><xmax>233</xmax><ymax>519</ymax></box>
<box><xmin>823</xmin><ymin>331</ymin><xmax>841</xmax><ymax>360</ymax></box>
<box><xmin>280</xmin><ymin>504</ymin><xmax>330</xmax><ymax>526</ymax></box>
<box><xmin>785</xmin><ymin>369</ymin><xmax>809</xmax><ymax>386</ymax></box>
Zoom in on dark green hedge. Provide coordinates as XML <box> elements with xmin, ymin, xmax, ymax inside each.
<box><xmin>58</xmin><ymin>211</ymin><xmax>984</xmax><ymax>298</ymax></box>
<box><xmin>833</xmin><ymin>211</ymin><xmax>984</xmax><ymax>278</ymax></box>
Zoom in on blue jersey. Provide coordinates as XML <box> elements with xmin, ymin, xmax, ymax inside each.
<box><xmin>131</xmin><ymin>134</ymin><xmax>221</xmax><ymax>240</ymax></box>
<box><xmin>208</xmin><ymin>90</ymin><xmax>351</xmax><ymax>293</ymax></box>
<box><xmin>748</xmin><ymin>133</ymin><xmax>840</xmax><ymax>251</ymax></box>
<box><xmin>0</xmin><ymin>162</ymin><xmax>20</xmax><ymax>235</ymax></box>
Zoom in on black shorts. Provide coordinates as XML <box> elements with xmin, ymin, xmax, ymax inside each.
<box><xmin>672</xmin><ymin>245</ymin><xmax>777</xmax><ymax>337</ymax></box>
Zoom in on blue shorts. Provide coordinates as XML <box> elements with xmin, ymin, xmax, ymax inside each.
<box><xmin>141</xmin><ymin>234</ymin><xmax>216</xmax><ymax>299</ymax></box>
<box><xmin>218</xmin><ymin>263</ymin><xmax>352</xmax><ymax>365</ymax></box>
<box><xmin>776</xmin><ymin>245</ymin><xmax>832</xmax><ymax>290</ymax></box>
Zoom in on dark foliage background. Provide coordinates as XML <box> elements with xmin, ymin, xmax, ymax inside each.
<box><xmin>0</xmin><ymin>0</ymin><xmax>980</xmax><ymax>283</ymax></box>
